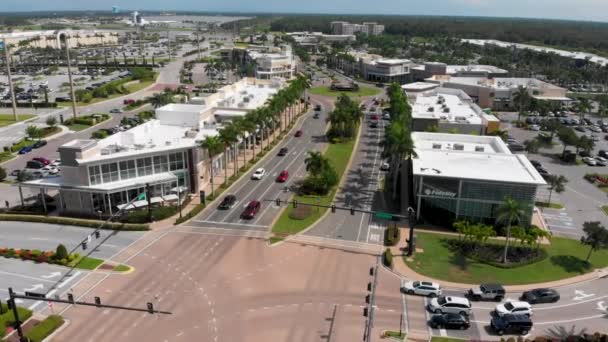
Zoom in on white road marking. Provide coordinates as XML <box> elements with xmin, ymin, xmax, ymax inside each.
<box><xmin>573</xmin><ymin>290</ymin><xmax>595</xmax><ymax>300</ymax></box>
<box><xmin>0</xmin><ymin>270</ymin><xmax>56</xmax><ymax>283</ymax></box>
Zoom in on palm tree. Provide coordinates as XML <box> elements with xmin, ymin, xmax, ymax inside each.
<box><xmin>576</xmin><ymin>97</ymin><xmax>592</xmax><ymax>121</ymax></box>
<box><xmin>304</xmin><ymin>151</ymin><xmax>327</xmax><ymax>176</ymax></box>
<box><xmin>220</xmin><ymin>123</ymin><xmax>240</xmax><ymax>177</ymax></box>
<box><xmin>384</xmin><ymin>121</ymin><xmax>417</xmax><ymax>199</ymax></box>
<box><xmin>547</xmin><ymin>175</ymin><xmax>568</xmax><ymax>206</ymax></box>
<box><xmin>150</xmin><ymin>93</ymin><xmax>171</xmax><ymax>108</ymax></box>
<box><xmin>25</xmin><ymin>125</ymin><xmax>40</xmax><ymax>141</ymax></box>
<box><xmin>496</xmin><ymin>197</ymin><xmax>526</xmax><ymax>264</ymax></box>
<box><xmin>200</xmin><ymin>136</ymin><xmax>223</xmax><ymax>197</ymax></box>
<box><xmin>512</xmin><ymin>86</ymin><xmax>530</xmax><ymax>122</ymax></box>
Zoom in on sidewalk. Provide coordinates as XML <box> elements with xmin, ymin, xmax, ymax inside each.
<box><xmin>388</xmin><ymin>227</ymin><xmax>607</xmax><ymax>291</ymax></box>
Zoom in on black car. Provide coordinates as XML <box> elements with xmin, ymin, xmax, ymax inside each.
<box><xmin>278</xmin><ymin>147</ymin><xmax>289</xmax><ymax>156</ymax></box>
<box><xmin>314</xmin><ymin>104</ymin><xmax>322</xmax><ymax>111</ymax></box>
<box><xmin>576</xmin><ymin>126</ymin><xmax>587</xmax><ymax>132</ymax></box>
<box><xmin>429</xmin><ymin>313</ymin><xmax>470</xmax><ymax>330</ymax></box>
<box><xmin>599</xmin><ymin>150</ymin><xmax>608</xmax><ymax>158</ymax></box>
<box><xmin>218</xmin><ymin>195</ymin><xmax>237</xmax><ymax>210</ymax></box>
<box><xmin>579</xmin><ymin>150</ymin><xmax>591</xmax><ymax>157</ymax></box>
<box><xmin>521</xmin><ymin>288</ymin><xmax>560</xmax><ymax>304</ymax></box>
<box><xmin>32</xmin><ymin>140</ymin><xmax>47</xmax><ymax>149</ymax></box>
<box><xmin>529</xmin><ymin>160</ymin><xmax>542</xmax><ymax>168</ymax></box>
<box><xmin>490</xmin><ymin>314</ymin><xmax>533</xmax><ymax>336</ymax></box>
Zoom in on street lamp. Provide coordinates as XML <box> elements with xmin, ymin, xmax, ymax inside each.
<box><xmin>407</xmin><ymin>206</ymin><xmax>416</xmax><ymax>257</ymax></box>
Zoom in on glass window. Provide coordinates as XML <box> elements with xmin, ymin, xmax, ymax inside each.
<box><xmin>169</xmin><ymin>152</ymin><xmax>184</xmax><ymax>171</ymax></box>
<box><xmin>137</xmin><ymin>157</ymin><xmax>153</xmax><ymax>176</ymax></box>
<box><xmin>89</xmin><ymin>165</ymin><xmax>102</xmax><ymax>185</ymax></box>
<box><xmin>119</xmin><ymin>160</ymin><xmax>136</xmax><ymax>180</ymax></box>
<box><xmin>101</xmin><ymin>163</ymin><xmax>119</xmax><ymax>183</ymax></box>
<box><xmin>153</xmin><ymin>155</ymin><xmax>168</xmax><ymax>173</ymax></box>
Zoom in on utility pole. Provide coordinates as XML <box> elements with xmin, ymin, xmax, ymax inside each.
<box><xmin>7</xmin><ymin>288</ymin><xmax>25</xmax><ymax>342</ymax></box>
<box><xmin>63</xmin><ymin>34</ymin><xmax>78</xmax><ymax>119</ymax></box>
<box><xmin>2</xmin><ymin>39</ymin><xmax>18</xmax><ymax>122</ymax></box>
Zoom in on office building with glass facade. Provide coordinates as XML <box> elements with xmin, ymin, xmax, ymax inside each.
<box><xmin>410</xmin><ymin>132</ymin><xmax>546</xmax><ymax>226</ymax></box>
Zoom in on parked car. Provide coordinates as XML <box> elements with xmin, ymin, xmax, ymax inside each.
<box><xmin>10</xmin><ymin>169</ymin><xmax>22</xmax><ymax>177</ymax></box>
<box><xmin>583</xmin><ymin>157</ymin><xmax>597</xmax><ymax>166</ymax></box>
<box><xmin>529</xmin><ymin>124</ymin><xmax>540</xmax><ymax>131</ymax></box>
<box><xmin>468</xmin><ymin>284</ymin><xmax>505</xmax><ymax>301</ymax></box>
<box><xmin>278</xmin><ymin>147</ymin><xmax>289</xmax><ymax>156</ymax></box>
<box><xmin>383</xmin><ymin>113</ymin><xmax>390</xmax><ymax>120</ymax></box>
<box><xmin>575</xmin><ymin>126</ymin><xmax>587</xmax><ymax>132</ymax></box>
<box><xmin>25</xmin><ymin>160</ymin><xmax>45</xmax><ymax>169</ymax></box>
<box><xmin>32</xmin><ymin>157</ymin><xmax>51</xmax><ymax>165</ymax></box>
<box><xmin>428</xmin><ymin>296</ymin><xmax>472</xmax><ymax>316</ymax></box>
<box><xmin>529</xmin><ymin>160</ymin><xmax>542</xmax><ymax>168</ymax></box>
<box><xmin>50</xmin><ymin>159</ymin><xmax>61</xmax><ymax>167</ymax></box>
<box><xmin>520</xmin><ymin>288</ymin><xmax>560</xmax><ymax>304</ymax></box>
<box><xmin>596</xmin><ymin>157</ymin><xmax>607</xmax><ymax>166</ymax></box>
<box><xmin>591</xmin><ymin>126</ymin><xmax>603</xmax><ymax>133</ymax></box>
<box><xmin>370</xmin><ymin>121</ymin><xmax>378</xmax><ymax>128</ymax></box>
<box><xmin>429</xmin><ymin>313</ymin><xmax>470</xmax><ymax>330</ymax></box>
<box><xmin>599</xmin><ymin>150</ymin><xmax>608</xmax><ymax>158</ymax></box>
<box><xmin>402</xmin><ymin>281</ymin><xmax>442</xmax><ymax>297</ymax></box>
<box><xmin>294</xmin><ymin>130</ymin><xmax>303</xmax><ymax>137</ymax></box>
<box><xmin>218</xmin><ymin>195</ymin><xmax>237</xmax><ymax>210</ymax></box>
<box><xmin>495</xmin><ymin>301</ymin><xmax>533</xmax><ymax>317</ymax></box>
<box><xmin>313</xmin><ymin>112</ymin><xmax>320</xmax><ymax>119</ymax></box>
<box><xmin>32</xmin><ymin>140</ymin><xmax>47</xmax><ymax>149</ymax></box>
<box><xmin>276</xmin><ymin>170</ymin><xmax>289</xmax><ymax>183</ymax></box>
<box><xmin>251</xmin><ymin>168</ymin><xmax>266</xmax><ymax>180</ymax></box>
<box><xmin>18</xmin><ymin>146</ymin><xmax>33</xmax><ymax>154</ymax></box>
<box><xmin>109</xmin><ymin>108</ymin><xmax>123</xmax><ymax>114</ymax></box>
<box><xmin>490</xmin><ymin>314</ymin><xmax>533</xmax><ymax>336</ymax></box>
<box><xmin>579</xmin><ymin>150</ymin><xmax>591</xmax><ymax>157</ymax></box>
<box><xmin>241</xmin><ymin>200</ymin><xmax>261</xmax><ymax>219</ymax></box>
<box><xmin>30</xmin><ymin>170</ymin><xmax>49</xmax><ymax>179</ymax></box>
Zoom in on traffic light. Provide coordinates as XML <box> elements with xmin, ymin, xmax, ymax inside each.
<box><xmin>350</xmin><ymin>208</ymin><xmax>355</xmax><ymax>215</ymax></box>
<box><xmin>365</xmin><ymin>294</ymin><xmax>370</xmax><ymax>304</ymax></box>
<box><xmin>67</xmin><ymin>293</ymin><xmax>74</xmax><ymax>304</ymax></box>
<box><xmin>369</xmin><ymin>267</ymin><xmax>374</xmax><ymax>276</ymax></box>
<box><xmin>94</xmin><ymin>296</ymin><xmax>101</xmax><ymax>307</ymax></box>
<box><xmin>363</xmin><ymin>307</ymin><xmax>368</xmax><ymax>317</ymax></box>
<box><xmin>7</xmin><ymin>299</ymin><xmax>13</xmax><ymax>310</ymax></box>
<box><xmin>147</xmin><ymin>302</ymin><xmax>154</xmax><ymax>314</ymax></box>
<box><xmin>367</xmin><ymin>282</ymin><xmax>372</xmax><ymax>291</ymax></box>
<box><xmin>94</xmin><ymin>231</ymin><xmax>100</xmax><ymax>239</ymax></box>
<box><xmin>82</xmin><ymin>241</ymin><xmax>87</xmax><ymax>250</ymax></box>
<box><xmin>293</xmin><ymin>200</ymin><xmax>297</xmax><ymax>208</ymax></box>
<box><xmin>331</xmin><ymin>205</ymin><xmax>336</xmax><ymax>213</ymax></box>
<box><xmin>275</xmin><ymin>198</ymin><xmax>281</xmax><ymax>206</ymax></box>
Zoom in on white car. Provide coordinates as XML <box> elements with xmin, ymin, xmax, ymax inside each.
<box><xmin>529</xmin><ymin>124</ymin><xmax>540</xmax><ymax>131</ymax></box>
<box><xmin>590</xmin><ymin>126</ymin><xmax>602</xmax><ymax>133</ymax></box>
<box><xmin>428</xmin><ymin>296</ymin><xmax>472</xmax><ymax>316</ymax></box>
<box><xmin>596</xmin><ymin>157</ymin><xmax>608</xmax><ymax>166</ymax></box>
<box><xmin>402</xmin><ymin>280</ymin><xmax>442</xmax><ymax>297</ymax></box>
<box><xmin>495</xmin><ymin>301</ymin><xmax>533</xmax><ymax>317</ymax></box>
<box><xmin>583</xmin><ymin>157</ymin><xmax>597</xmax><ymax>166</ymax></box>
<box><xmin>380</xmin><ymin>162</ymin><xmax>390</xmax><ymax>171</ymax></box>
<box><xmin>251</xmin><ymin>168</ymin><xmax>266</xmax><ymax>180</ymax></box>
<box><xmin>50</xmin><ymin>159</ymin><xmax>61</xmax><ymax>167</ymax></box>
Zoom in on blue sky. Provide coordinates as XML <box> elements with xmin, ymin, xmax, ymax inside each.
<box><xmin>3</xmin><ymin>0</ymin><xmax>608</xmax><ymax>23</ymax></box>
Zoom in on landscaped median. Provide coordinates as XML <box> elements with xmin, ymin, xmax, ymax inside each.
<box><xmin>1</xmin><ymin>302</ymin><xmax>64</xmax><ymax>342</ymax></box>
<box><xmin>309</xmin><ymin>85</ymin><xmax>381</xmax><ymax>99</ymax></box>
<box><xmin>403</xmin><ymin>231</ymin><xmax>608</xmax><ymax>285</ymax></box>
<box><xmin>0</xmin><ymin>214</ymin><xmax>149</xmax><ymax>231</ymax></box>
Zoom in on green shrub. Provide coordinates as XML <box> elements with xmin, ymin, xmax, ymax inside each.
<box><xmin>92</xmin><ymin>130</ymin><xmax>109</xmax><ymax>139</ymax></box>
<box><xmin>55</xmin><ymin>244</ymin><xmax>68</xmax><ymax>260</ymax></box>
<box><xmin>24</xmin><ymin>315</ymin><xmax>64</xmax><ymax>342</ymax></box>
<box><xmin>384</xmin><ymin>225</ymin><xmax>400</xmax><ymax>246</ymax></box>
<box><xmin>383</xmin><ymin>248</ymin><xmax>393</xmax><ymax>268</ymax></box>
<box><xmin>0</xmin><ymin>167</ymin><xmax>6</xmax><ymax>182</ymax></box>
<box><xmin>0</xmin><ymin>214</ymin><xmax>149</xmax><ymax>231</ymax></box>
<box><xmin>175</xmin><ymin>203</ymin><xmax>206</xmax><ymax>225</ymax></box>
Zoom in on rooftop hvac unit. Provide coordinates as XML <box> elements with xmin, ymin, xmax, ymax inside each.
<box><xmin>453</xmin><ymin>143</ymin><xmax>464</xmax><ymax>151</ymax></box>
<box><xmin>475</xmin><ymin>146</ymin><xmax>485</xmax><ymax>152</ymax></box>
<box><xmin>100</xmin><ymin>148</ymin><xmax>111</xmax><ymax>155</ymax></box>
<box><xmin>427</xmin><ymin>106</ymin><xmax>434</xmax><ymax>112</ymax></box>
<box><xmin>432</xmin><ymin>143</ymin><xmax>442</xmax><ymax>149</ymax></box>
<box><xmin>165</xmin><ymin>141</ymin><xmax>172</xmax><ymax>146</ymax></box>
<box><xmin>185</xmin><ymin>130</ymin><xmax>198</xmax><ymax>138</ymax></box>
<box><xmin>443</xmin><ymin>107</ymin><xmax>450</xmax><ymax>113</ymax></box>
<box><xmin>133</xmin><ymin>144</ymin><xmax>146</xmax><ymax>150</ymax></box>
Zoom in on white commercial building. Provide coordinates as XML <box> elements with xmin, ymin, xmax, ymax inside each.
<box><xmin>409</xmin><ymin>132</ymin><xmax>545</xmax><ymax>225</ymax></box>
<box><xmin>286</xmin><ymin>31</ymin><xmax>356</xmax><ymax>50</ymax></box>
<box><xmin>412</xmin><ymin>62</ymin><xmax>508</xmax><ymax>80</ymax></box>
<box><xmin>330</xmin><ymin>21</ymin><xmax>384</xmax><ymax>36</ymax></box>
<box><xmin>408</xmin><ymin>87</ymin><xmax>500</xmax><ymax>135</ymax></box>
<box><xmin>329</xmin><ymin>51</ymin><xmax>414</xmax><ymax>84</ymax></box>
<box><xmin>0</xmin><ymin>30</ymin><xmax>118</xmax><ymax>49</ymax></box>
<box><xmin>19</xmin><ymin>78</ymin><xmax>285</xmax><ymax>216</ymax></box>
<box><xmin>231</xmin><ymin>45</ymin><xmax>295</xmax><ymax>80</ymax></box>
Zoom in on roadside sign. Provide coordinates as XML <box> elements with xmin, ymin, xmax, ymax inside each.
<box><xmin>374</xmin><ymin>212</ymin><xmax>393</xmax><ymax>220</ymax></box>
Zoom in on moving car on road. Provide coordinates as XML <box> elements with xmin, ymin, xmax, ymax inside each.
<box><xmin>241</xmin><ymin>201</ymin><xmax>261</xmax><ymax>219</ymax></box>
<box><xmin>520</xmin><ymin>288</ymin><xmax>560</xmax><ymax>304</ymax></box>
<box><xmin>278</xmin><ymin>147</ymin><xmax>289</xmax><ymax>156</ymax></box>
<box><xmin>251</xmin><ymin>168</ymin><xmax>266</xmax><ymax>180</ymax></box>
<box><xmin>468</xmin><ymin>283</ymin><xmax>505</xmax><ymax>301</ymax></box>
<box><xmin>294</xmin><ymin>130</ymin><xmax>303</xmax><ymax>137</ymax></box>
<box><xmin>276</xmin><ymin>170</ymin><xmax>289</xmax><ymax>183</ymax></box>
<box><xmin>428</xmin><ymin>296</ymin><xmax>472</xmax><ymax>316</ymax></box>
<box><xmin>495</xmin><ymin>301</ymin><xmax>533</xmax><ymax>317</ymax></box>
<box><xmin>218</xmin><ymin>195</ymin><xmax>237</xmax><ymax>210</ymax></box>
<box><xmin>429</xmin><ymin>313</ymin><xmax>470</xmax><ymax>330</ymax></box>
<box><xmin>32</xmin><ymin>140</ymin><xmax>47</xmax><ymax>149</ymax></box>
<box><xmin>402</xmin><ymin>281</ymin><xmax>442</xmax><ymax>297</ymax></box>
<box><xmin>109</xmin><ymin>108</ymin><xmax>123</xmax><ymax>114</ymax></box>
<box><xmin>18</xmin><ymin>146</ymin><xmax>33</xmax><ymax>154</ymax></box>
<box><xmin>490</xmin><ymin>314</ymin><xmax>533</xmax><ymax>336</ymax></box>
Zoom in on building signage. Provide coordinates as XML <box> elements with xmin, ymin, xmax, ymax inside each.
<box><xmin>423</xmin><ymin>187</ymin><xmax>457</xmax><ymax>198</ymax></box>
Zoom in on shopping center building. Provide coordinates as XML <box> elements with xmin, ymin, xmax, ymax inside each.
<box><xmin>409</xmin><ymin>132</ymin><xmax>546</xmax><ymax>226</ymax></box>
<box><xmin>19</xmin><ymin>78</ymin><xmax>285</xmax><ymax>216</ymax></box>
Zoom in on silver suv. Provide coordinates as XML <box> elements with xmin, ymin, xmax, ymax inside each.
<box><xmin>468</xmin><ymin>283</ymin><xmax>505</xmax><ymax>301</ymax></box>
<box><xmin>428</xmin><ymin>296</ymin><xmax>472</xmax><ymax>316</ymax></box>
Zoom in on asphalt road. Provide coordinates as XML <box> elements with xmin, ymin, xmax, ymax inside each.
<box><xmin>49</xmin><ymin>231</ymin><xmax>403</xmax><ymax>342</ymax></box>
<box><xmin>304</xmin><ymin>96</ymin><xmax>390</xmax><ymax>245</ymax></box>
<box><xmin>185</xmin><ymin>95</ymin><xmax>334</xmax><ymax>231</ymax></box>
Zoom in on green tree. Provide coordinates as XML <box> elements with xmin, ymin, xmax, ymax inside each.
<box><xmin>523</xmin><ymin>139</ymin><xmax>540</xmax><ymax>154</ymax></box>
<box><xmin>55</xmin><ymin>244</ymin><xmax>68</xmax><ymax>260</ymax></box>
<box><xmin>0</xmin><ymin>166</ymin><xmax>6</xmax><ymax>182</ymax></box>
<box><xmin>576</xmin><ymin>97</ymin><xmax>592</xmax><ymax>121</ymax></box>
<box><xmin>580</xmin><ymin>221</ymin><xmax>608</xmax><ymax>262</ymax></box>
<box><xmin>547</xmin><ymin>175</ymin><xmax>568</xmax><ymax>206</ymax></box>
<box><xmin>557</xmin><ymin>127</ymin><xmax>579</xmax><ymax>159</ymax></box>
<box><xmin>25</xmin><ymin>125</ymin><xmax>40</xmax><ymax>140</ymax></box>
<box><xmin>304</xmin><ymin>151</ymin><xmax>327</xmax><ymax>176</ymax></box>
<box><xmin>470</xmin><ymin>223</ymin><xmax>495</xmax><ymax>244</ymax></box>
<box><xmin>200</xmin><ymin>136</ymin><xmax>224</xmax><ymax>197</ymax></box>
<box><xmin>513</xmin><ymin>86</ymin><xmax>530</xmax><ymax>122</ymax></box>
<box><xmin>496</xmin><ymin>197</ymin><xmax>526</xmax><ymax>264</ymax></box>
<box><xmin>45</xmin><ymin>116</ymin><xmax>57</xmax><ymax>128</ymax></box>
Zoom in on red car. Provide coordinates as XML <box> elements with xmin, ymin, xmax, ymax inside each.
<box><xmin>241</xmin><ymin>201</ymin><xmax>261</xmax><ymax>220</ymax></box>
<box><xmin>276</xmin><ymin>170</ymin><xmax>289</xmax><ymax>183</ymax></box>
<box><xmin>32</xmin><ymin>157</ymin><xmax>51</xmax><ymax>165</ymax></box>
<box><xmin>371</xmin><ymin>114</ymin><xmax>379</xmax><ymax>121</ymax></box>
<box><xmin>295</xmin><ymin>130</ymin><xmax>303</xmax><ymax>137</ymax></box>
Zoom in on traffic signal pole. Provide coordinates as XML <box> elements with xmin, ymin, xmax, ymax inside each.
<box><xmin>7</xmin><ymin>288</ymin><xmax>25</xmax><ymax>342</ymax></box>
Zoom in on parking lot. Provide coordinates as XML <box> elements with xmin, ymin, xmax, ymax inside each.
<box><xmin>502</xmin><ymin>112</ymin><xmax>608</xmax><ymax>238</ymax></box>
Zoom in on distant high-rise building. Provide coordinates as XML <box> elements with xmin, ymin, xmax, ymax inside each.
<box><xmin>330</xmin><ymin>21</ymin><xmax>384</xmax><ymax>36</ymax></box>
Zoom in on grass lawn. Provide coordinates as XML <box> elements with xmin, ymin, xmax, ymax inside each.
<box><xmin>113</xmin><ymin>264</ymin><xmax>131</xmax><ymax>272</ymax></box>
<box><xmin>405</xmin><ymin>232</ymin><xmax>608</xmax><ymax>285</ymax></box>
<box><xmin>268</xmin><ymin>236</ymin><xmax>284</xmax><ymax>245</ymax></box>
<box><xmin>125</xmin><ymin>79</ymin><xmax>155</xmax><ymax>93</ymax></box>
<box><xmin>431</xmin><ymin>338</ymin><xmax>467</xmax><ymax>342</ymax></box>
<box><xmin>0</xmin><ymin>114</ymin><xmax>35</xmax><ymax>127</ymax></box>
<box><xmin>535</xmin><ymin>201</ymin><xmax>564</xmax><ymax>209</ymax></box>
<box><xmin>383</xmin><ymin>331</ymin><xmax>406</xmax><ymax>340</ymax></box>
<box><xmin>71</xmin><ymin>256</ymin><xmax>104</xmax><ymax>270</ymax></box>
<box><xmin>309</xmin><ymin>86</ymin><xmax>382</xmax><ymax>99</ymax></box>
<box><xmin>602</xmin><ymin>205</ymin><xmax>608</xmax><ymax>216</ymax></box>
<box><xmin>65</xmin><ymin>123</ymin><xmax>93</xmax><ymax>132</ymax></box>
<box><xmin>272</xmin><ymin>139</ymin><xmax>355</xmax><ymax>236</ymax></box>
<box><xmin>0</xmin><ymin>151</ymin><xmax>14</xmax><ymax>163</ymax></box>
<box><xmin>39</xmin><ymin>126</ymin><xmax>61</xmax><ymax>138</ymax></box>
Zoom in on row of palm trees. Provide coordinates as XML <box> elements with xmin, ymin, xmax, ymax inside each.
<box><xmin>200</xmin><ymin>75</ymin><xmax>310</xmax><ymax>197</ymax></box>
<box><xmin>326</xmin><ymin>94</ymin><xmax>363</xmax><ymax>139</ymax></box>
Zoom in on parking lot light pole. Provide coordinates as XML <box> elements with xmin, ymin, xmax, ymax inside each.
<box><xmin>63</xmin><ymin>34</ymin><xmax>78</xmax><ymax>119</ymax></box>
<box><xmin>2</xmin><ymin>39</ymin><xmax>18</xmax><ymax>122</ymax></box>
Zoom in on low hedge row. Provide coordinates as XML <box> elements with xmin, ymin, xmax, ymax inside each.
<box><xmin>0</xmin><ymin>214</ymin><xmax>149</xmax><ymax>231</ymax></box>
<box><xmin>24</xmin><ymin>315</ymin><xmax>64</xmax><ymax>342</ymax></box>
<box><xmin>444</xmin><ymin>239</ymin><xmax>548</xmax><ymax>269</ymax></box>
<box><xmin>0</xmin><ymin>247</ymin><xmax>79</xmax><ymax>267</ymax></box>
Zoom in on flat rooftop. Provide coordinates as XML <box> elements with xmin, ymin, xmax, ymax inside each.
<box><xmin>446</xmin><ymin>64</ymin><xmax>508</xmax><ymax>75</ymax></box>
<box><xmin>411</xmin><ymin>89</ymin><xmax>484</xmax><ymax>125</ymax></box>
<box><xmin>402</xmin><ymin>82</ymin><xmax>439</xmax><ymax>92</ymax></box>
<box><xmin>412</xmin><ymin>132</ymin><xmax>546</xmax><ymax>185</ymax></box>
<box><xmin>430</xmin><ymin>76</ymin><xmax>564</xmax><ymax>91</ymax></box>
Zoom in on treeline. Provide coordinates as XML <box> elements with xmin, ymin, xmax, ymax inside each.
<box><xmin>269</xmin><ymin>15</ymin><xmax>608</xmax><ymax>53</ymax></box>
